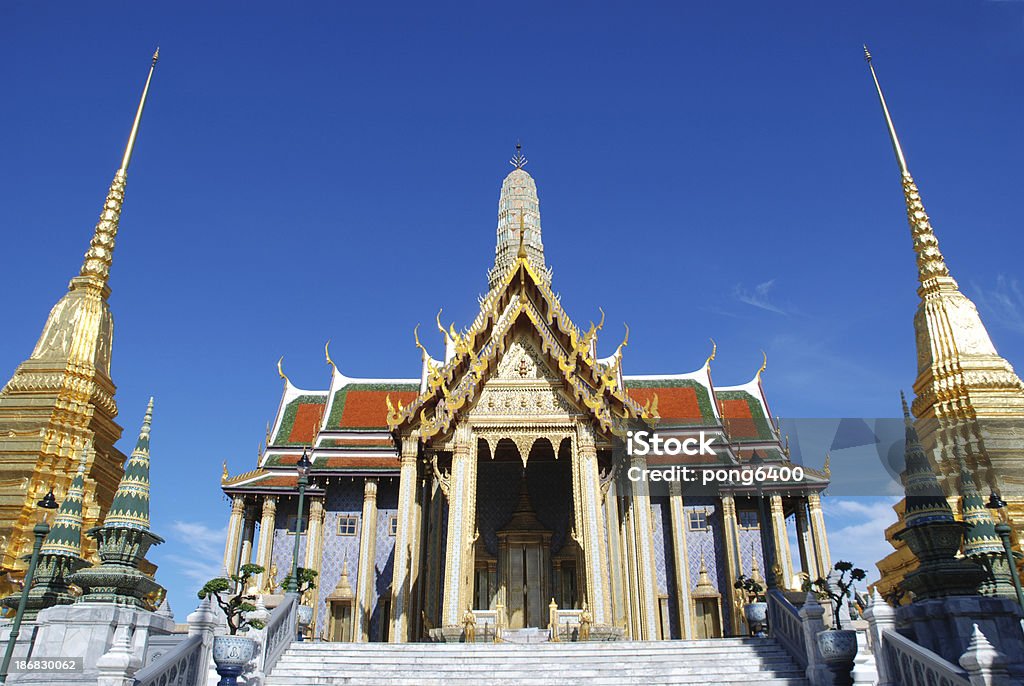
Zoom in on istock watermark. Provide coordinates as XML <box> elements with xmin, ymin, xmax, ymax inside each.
<box><xmin>626</xmin><ymin>430</ymin><xmax>716</xmax><ymax>457</ymax></box>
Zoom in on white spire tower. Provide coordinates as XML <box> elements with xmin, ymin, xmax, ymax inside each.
<box><xmin>488</xmin><ymin>143</ymin><xmax>551</xmax><ymax>289</ymax></box>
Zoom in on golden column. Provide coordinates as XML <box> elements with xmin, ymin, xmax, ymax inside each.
<box><xmin>389</xmin><ymin>433</ymin><xmax>421</xmax><ymax>642</ymax></box>
<box><xmin>794</xmin><ymin>499</ymin><xmax>819</xmax><ymax>580</ymax></box>
<box><xmin>574</xmin><ymin>425</ymin><xmax>612</xmax><ymax>625</ymax></box>
<box><xmin>667</xmin><ymin>481</ymin><xmax>693</xmax><ymax>638</ymax></box>
<box><xmin>603</xmin><ymin>479</ymin><xmax>626</xmax><ymax>627</ymax></box>
<box><xmin>807</xmin><ymin>492</ymin><xmax>831</xmax><ymax>574</ymax></box>
<box><xmin>355</xmin><ymin>478</ymin><xmax>378</xmax><ymax>642</ymax></box>
<box><xmin>238</xmin><ymin>510</ymin><xmax>257</xmax><ymax>571</ymax></box>
<box><xmin>222</xmin><ymin>495</ymin><xmax>246</xmax><ymax>575</ymax></box>
<box><xmin>254</xmin><ymin>496</ymin><xmax>277</xmax><ymax>592</ymax></box>
<box><xmin>626</xmin><ymin>453</ymin><xmax>660</xmax><ymax>639</ymax></box>
<box><xmin>769</xmin><ymin>495</ymin><xmax>794</xmax><ymax>589</ymax></box>
<box><xmin>441</xmin><ymin>424</ymin><xmax>477</xmax><ymax>627</ymax></box>
<box><xmin>303</xmin><ymin>497</ymin><xmax>326</xmax><ymax>636</ymax></box>
<box><xmin>719</xmin><ymin>495</ymin><xmax>743</xmax><ymax>633</ymax></box>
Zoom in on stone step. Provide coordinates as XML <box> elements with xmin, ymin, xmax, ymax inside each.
<box><xmin>266</xmin><ymin>638</ymin><xmax>810</xmax><ymax>686</ymax></box>
<box><xmin>269</xmin><ymin>677</ymin><xmax>809</xmax><ymax>686</ymax></box>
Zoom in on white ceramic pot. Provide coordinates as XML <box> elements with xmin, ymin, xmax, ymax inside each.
<box><xmin>212</xmin><ymin>634</ymin><xmax>257</xmax><ymax>686</ymax></box>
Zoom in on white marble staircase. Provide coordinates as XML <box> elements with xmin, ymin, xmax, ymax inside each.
<box><xmin>266</xmin><ymin>638</ymin><xmax>811</xmax><ymax>685</ymax></box>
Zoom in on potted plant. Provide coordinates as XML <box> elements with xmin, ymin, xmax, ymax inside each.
<box><xmin>733</xmin><ymin>573</ymin><xmax>768</xmax><ymax>637</ymax></box>
<box><xmin>808</xmin><ymin>560</ymin><xmax>866</xmax><ymax>680</ymax></box>
<box><xmin>198</xmin><ymin>563</ymin><xmax>267</xmax><ymax>686</ymax></box>
<box><xmin>282</xmin><ymin>566</ymin><xmax>318</xmax><ymax>641</ymax></box>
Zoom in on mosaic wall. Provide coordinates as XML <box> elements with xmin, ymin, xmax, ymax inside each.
<box><xmin>683</xmin><ymin>497</ymin><xmax>732</xmax><ymax>636</ymax></box>
<box><xmin>369</xmin><ymin>480</ymin><xmax>399</xmax><ymax>640</ymax></box>
<box><xmin>313</xmin><ymin>479</ymin><xmax>363</xmax><ymax>634</ymax></box>
<box><xmin>650</xmin><ymin>497</ymin><xmax>680</xmax><ymax>638</ymax></box>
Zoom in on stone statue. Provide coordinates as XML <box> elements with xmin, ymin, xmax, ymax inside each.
<box><xmin>579</xmin><ymin>601</ymin><xmax>592</xmax><ymax>641</ymax></box>
<box><xmin>462</xmin><ymin>606</ymin><xmax>476</xmax><ymax>643</ymax></box>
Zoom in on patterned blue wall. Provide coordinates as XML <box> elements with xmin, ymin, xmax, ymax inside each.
<box><xmin>313</xmin><ymin>479</ymin><xmax>363</xmax><ymax>634</ymax></box>
<box><xmin>683</xmin><ymin>498</ymin><xmax>732</xmax><ymax>636</ymax></box>
<box><xmin>650</xmin><ymin>497</ymin><xmax>680</xmax><ymax>638</ymax></box>
<box><xmin>368</xmin><ymin>479</ymin><xmax>398</xmax><ymax>640</ymax></box>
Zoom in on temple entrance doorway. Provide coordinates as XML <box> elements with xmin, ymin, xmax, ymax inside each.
<box><xmin>475</xmin><ymin>436</ymin><xmax>578</xmax><ymax>628</ymax></box>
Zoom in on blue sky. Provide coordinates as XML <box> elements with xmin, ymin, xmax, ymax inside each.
<box><xmin>2</xmin><ymin>2</ymin><xmax>1023</xmax><ymax>619</ymax></box>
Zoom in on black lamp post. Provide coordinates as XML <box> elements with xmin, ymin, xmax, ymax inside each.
<box><xmin>0</xmin><ymin>489</ymin><xmax>59</xmax><ymax>684</ymax></box>
<box><xmin>986</xmin><ymin>491</ymin><xmax>1024</xmax><ymax>610</ymax></box>
<box><xmin>285</xmin><ymin>449</ymin><xmax>312</xmax><ymax>596</ymax></box>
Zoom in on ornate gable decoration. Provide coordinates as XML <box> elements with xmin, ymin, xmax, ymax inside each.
<box><xmin>386</xmin><ymin>252</ymin><xmax>653</xmax><ymax>440</ymax></box>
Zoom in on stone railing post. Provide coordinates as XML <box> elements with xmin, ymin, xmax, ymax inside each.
<box><xmin>187</xmin><ymin>595</ymin><xmax>219</xmax><ymax>686</ymax></box>
<box><xmin>799</xmin><ymin>591</ymin><xmax>831</xmax><ymax>686</ymax></box>
<box><xmin>851</xmin><ymin>627</ymin><xmax>877</xmax><ymax>686</ymax></box>
<box><xmin>95</xmin><ymin>624</ymin><xmax>141</xmax><ymax>686</ymax></box>
<box><xmin>959</xmin><ymin>624</ymin><xmax>1012</xmax><ymax>686</ymax></box>
<box><xmin>241</xmin><ymin>595</ymin><xmax>272</xmax><ymax>686</ymax></box>
<box><xmin>863</xmin><ymin>589</ymin><xmax>896</xmax><ymax>686</ymax></box>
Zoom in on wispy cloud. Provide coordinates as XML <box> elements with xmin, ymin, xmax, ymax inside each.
<box><xmin>820</xmin><ymin>496</ymin><xmax>900</xmax><ymax>585</ymax></box>
<box><xmin>163</xmin><ymin>520</ymin><xmax>227</xmax><ymax>584</ymax></box>
<box><xmin>971</xmin><ymin>275</ymin><xmax>1024</xmax><ymax>334</ymax></box>
<box><xmin>734</xmin><ymin>279</ymin><xmax>788</xmax><ymax>315</ymax></box>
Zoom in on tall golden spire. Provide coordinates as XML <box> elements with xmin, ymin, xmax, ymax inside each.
<box><xmin>0</xmin><ymin>49</ymin><xmax>161</xmax><ymax>580</ymax></box>
<box><xmin>864</xmin><ymin>46</ymin><xmax>952</xmax><ymax>293</ymax></box>
<box><xmin>79</xmin><ymin>48</ymin><xmax>159</xmax><ymax>290</ymax></box>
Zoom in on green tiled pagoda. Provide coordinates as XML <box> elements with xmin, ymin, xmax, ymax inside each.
<box><xmin>71</xmin><ymin>398</ymin><xmax>165</xmax><ymax>608</ymax></box>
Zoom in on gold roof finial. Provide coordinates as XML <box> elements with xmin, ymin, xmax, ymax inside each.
<box><xmin>756</xmin><ymin>350</ymin><xmax>768</xmax><ymax>380</ymax></box>
<box><xmin>414</xmin><ymin>324</ymin><xmax>429</xmax><ymax>360</ymax></box>
<box><xmin>325</xmin><ymin>340</ymin><xmax>335</xmax><ymax>369</ymax></box>
<box><xmin>78</xmin><ymin>49</ymin><xmax>160</xmax><ymax>290</ymax></box>
<box><xmin>277</xmin><ymin>356</ymin><xmax>291</xmax><ymax>386</ymax></box>
<box><xmin>864</xmin><ymin>46</ymin><xmax>951</xmax><ymax>287</ymax></box>
<box><xmin>510</xmin><ymin>141</ymin><xmax>528</xmax><ymax>170</ymax></box>
<box><xmin>705</xmin><ymin>338</ymin><xmax>717</xmax><ymax>367</ymax></box>
<box><xmin>615</xmin><ymin>323</ymin><xmax>630</xmax><ymax>357</ymax></box>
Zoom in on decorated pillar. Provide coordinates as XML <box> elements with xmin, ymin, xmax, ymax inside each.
<box><xmin>627</xmin><ymin>453</ymin><xmax>659</xmax><ymax>639</ymax></box>
<box><xmin>441</xmin><ymin>424</ymin><xmax>477</xmax><ymax>627</ymax></box>
<box><xmin>238</xmin><ymin>509</ymin><xmax>257</xmax><ymax>571</ymax></box>
<box><xmin>603</xmin><ymin>479</ymin><xmax>626</xmax><ymax>627</ymax></box>
<box><xmin>574</xmin><ymin>425</ymin><xmax>612</xmax><ymax>625</ymax></box>
<box><xmin>222</xmin><ymin>495</ymin><xmax>246</xmax><ymax>576</ymax></box>
<box><xmin>355</xmin><ymin>478</ymin><xmax>378</xmax><ymax>642</ymax></box>
<box><xmin>794</xmin><ymin>499</ymin><xmax>819</xmax><ymax>580</ymax></box>
<box><xmin>390</xmin><ymin>432</ymin><xmax>422</xmax><ymax>642</ymax></box>
<box><xmin>254</xmin><ymin>496</ymin><xmax>277</xmax><ymax>593</ymax></box>
<box><xmin>807</xmin><ymin>492</ymin><xmax>831</xmax><ymax>575</ymax></box>
<box><xmin>769</xmin><ymin>495</ymin><xmax>794</xmax><ymax>589</ymax></box>
<box><xmin>303</xmin><ymin>496</ymin><xmax>326</xmax><ymax>635</ymax></box>
<box><xmin>720</xmin><ymin>495</ymin><xmax>743</xmax><ymax>633</ymax></box>
<box><xmin>667</xmin><ymin>481</ymin><xmax>693</xmax><ymax>638</ymax></box>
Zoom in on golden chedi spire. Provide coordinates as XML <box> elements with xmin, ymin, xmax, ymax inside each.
<box><xmin>0</xmin><ymin>50</ymin><xmax>160</xmax><ymax>581</ymax></box>
<box><xmin>867</xmin><ymin>46</ymin><xmax>1024</xmax><ymax>602</ymax></box>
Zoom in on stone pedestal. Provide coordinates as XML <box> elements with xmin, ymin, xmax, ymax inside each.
<box><xmin>896</xmin><ymin>596</ymin><xmax>1024</xmax><ymax>682</ymax></box>
<box><xmin>4</xmin><ymin>602</ymin><xmax>175</xmax><ymax>683</ymax></box>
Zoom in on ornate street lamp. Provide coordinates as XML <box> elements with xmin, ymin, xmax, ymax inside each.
<box><xmin>986</xmin><ymin>491</ymin><xmax>1024</xmax><ymax>610</ymax></box>
<box><xmin>0</xmin><ymin>489</ymin><xmax>60</xmax><ymax>683</ymax></box>
<box><xmin>285</xmin><ymin>449</ymin><xmax>312</xmax><ymax>596</ymax></box>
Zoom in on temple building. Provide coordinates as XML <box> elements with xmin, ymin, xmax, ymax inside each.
<box><xmin>0</xmin><ymin>51</ymin><xmax>160</xmax><ymax>596</ymax></box>
<box><xmin>863</xmin><ymin>50</ymin><xmax>1024</xmax><ymax>600</ymax></box>
<box><xmin>221</xmin><ymin>147</ymin><xmax>832</xmax><ymax>642</ymax></box>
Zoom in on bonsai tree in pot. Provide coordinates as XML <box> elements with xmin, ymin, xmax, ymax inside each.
<box><xmin>282</xmin><ymin>567</ymin><xmax>318</xmax><ymax>641</ymax></box>
<box><xmin>806</xmin><ymin>560</ymin><xmax>866</xmax><ymax>683</ymax></box>
<box><xmin>198</xmin><ymin>563</ymin><xmax>267</xmax><ymax>686</ymax></box>
<box><xmin>734</xmin><ymin>573</ymin><xmax>768</xmax><ymax>637</ymax></box>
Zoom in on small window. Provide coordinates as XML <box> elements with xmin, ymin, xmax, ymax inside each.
<box><xmin>738</xmin><ymin>510</ymin><xmax>760</xmax><ymax>530</ymax></box>
<box><xmin>284</xmin><ymin>515</ymin><xmax>306</xmax><ymax>534</ymax></box>
<box><xmin>338</xmin><ymin>515</ymin><xmax>358</xmax><ymax>536</ymax></box>
<box><xmin>687</xmin><ymin>511</ymin><xmax>708</xmax><ymax>531</ymax></box>
<box><xmin>388</xmin><ymin>515</ymin><xmax>399</xmax><ymax>537</ymax></box>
